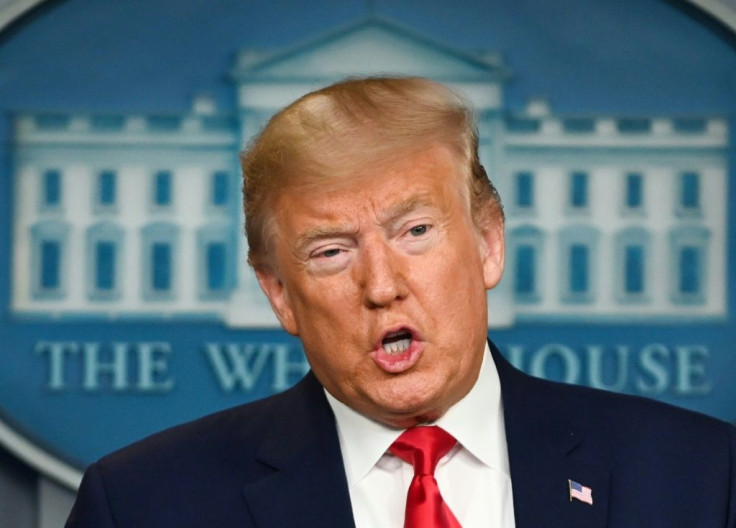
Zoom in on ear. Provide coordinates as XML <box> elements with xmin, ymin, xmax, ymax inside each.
<box><xmin>255</xmin><ymin>268</ymin><xmax>299</xmax><ymax>335</ymax></box>
<box><xmin>478</xmin><ymin>220</ymin><xmax>505</xmax><ymax>290</ymax></box>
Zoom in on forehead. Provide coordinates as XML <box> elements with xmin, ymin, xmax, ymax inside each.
<box><xmin>274</xmin><ymin>144</ymin><xmax>467</xmax><ymax>221</ymax></box>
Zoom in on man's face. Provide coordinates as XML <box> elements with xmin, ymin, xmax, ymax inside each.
<box><xmin>256</xmin><ymin>144</ymin><xmax>505</xmax><ymax>428</ymax></box>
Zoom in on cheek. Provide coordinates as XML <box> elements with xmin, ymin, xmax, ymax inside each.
<box><xmin>428</xmin><ymin>246</ymin><xmax>488</xmax><ymax>326</ymax></box>
<box><xmin>431</xmin><ymin>236</ymin><xmax>485</xmax><ymax>288</ymax></box>
<box><xmin>291</xmin><ymin>274</ymin><xmax>355</xmax><ymax>314</ymax></box>
<box><xmin>290</xmin><ymin>282</ymin><xmax>364</xmax><ymax>348</ymax></box>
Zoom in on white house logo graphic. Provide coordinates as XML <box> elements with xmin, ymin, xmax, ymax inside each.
<box><xmin>1</xmin><ymin>8</ymin><xmax>734</xmax><ymax>500</ymax></box>
<box><xmin>11</xmin><ymin>19</ymin><xmax>728</xmax><ymax>329</ymax></box>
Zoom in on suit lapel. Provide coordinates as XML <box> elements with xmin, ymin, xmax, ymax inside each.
<box><xmin>491</xmin><ymin>342</ymin><xmax>609</xmax><ymax>528</ymax></box>
<box><xmin>241</xmin><ymin>373</ymin><xmax>355</xmax><ymax>528</ymax></box>
<box><xmin>242</xmin><ymin>345</ymin><xmax>611</xmax><ymax>527</ymax></box>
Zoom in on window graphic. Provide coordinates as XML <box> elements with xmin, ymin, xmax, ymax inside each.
<box><xmin>96</xmin><ymin>242</ymin><xmax>115</xmax><ymax>289</ymax></box>
<box><xmin>153</xmin><ymin>170</ymin><xmax>173</xmax><ymax>207</ymax></box>
<box><xmin>30</xmin><ymin>221</ymin><xmax>69</xmax><ymax>299</ymax></box>
<box><xmin>615</xmin><ymin>228</ymin><xmax>650</xmax><ymax>302</ymax></box>
<box><xmin>679</xmin><ymin>246</ymin><xmax>700</xmax><ymax>294</ymax></box>
<box><xmin>206</xmin><ymin>243</ymin><xmax>226</xmax><ymax>290</ymax></box>
<box><xmin>569</xmin><ymin>171</ymin><xmax>589</xmax><ymax>210</ymax></box>
<box><xmin>673</xmin><ymin>117</ymin><xmax>707</xmax><ymax>133</ymax></box>
<box><xmin>678</xmin><ymin>171</ymin><xmax>701</xmax><ymax>215</ymax></box>
<box><xmin>86</xmin><ymin>223</ymin><xmax>123</xmax><ymax>300</ymax></box>
<box><xmin>211</xmin><ymin>171</ymin><xmax>229</xmax><ymax>207</ymax></box>
<box><xmin>624</xmin><ymin>246</ymin><xmax>644</xmax><ymax>293</ymax></box>
<box><xmin>97</xmin><ymin>170</ymin><xmax>117</xmax><ymax>209</ymax></box>
<box><xmin>506</xmin><ymin>116</ymin><xmax>540</xmax><ymax>133</ymax></box>
<box><xmin>617</xmin><ymin>117</ymin><xmax>651</xmax><ymax>134</ymax></box>
<box><xmin>516</xmin><ymin>245</ymin><xmax>537</xmax><ymax>294</ymax></box>
<box><xmin>41</xmin><ymin>241</ymin><xmax>61</xmax><ymax>289</ymax></box>
<box><xmin>514</xmin><ymin>171</ymin><xmax>534</xmax><ymax>210</ymax></box>
<box><xmin>198</xmin><ymin>225</ymin><xmax>234</xmax><ymax>299</ymax></box>
<box><xmin>624</xmin><ymin>172</ymin><xmax>644</xmax><ymax>211</ymax></box>
<box><xmin>669</xmin><ymin>226</ymin><xmax>710</xmax><ymax>304</ymax></box>
<box><xmin>41</xmin><ymin>169</ymin><xmax>62</xmax><ymax>210</ymax></box>
<box><xmin>562</xmin><ymin>117</ymin><xmax>596</xmax><ymax>133</ymax></box>
<box><xmin>142</xmin><ymin>223</ymin><xmax>178</xmax><ymax>301</ymax></box>
<box><xmin>560</xmin><ymin>226</ymin><xmax>599</xmax><ymax>304</ymax></box>
<box><xmin>509</xmin><ymin>226</ymin><xmax>544</xmax><ymax>303</ymax></box>
<box><xmin>569</xmin><ymin>245</ymin><xmax>589</xmax><ymax>293</ymax></box>
<box><xmin>152</xmin><ymin>244</ymin><xmax>171</xmax><ymax>291</ymax></box>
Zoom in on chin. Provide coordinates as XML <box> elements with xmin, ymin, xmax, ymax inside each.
<box><xmin>372</xmin><ymin>393</ymin><xmax>447</xmax><ymax>427</ymax></box>
<box><xmin>380</xmin><ymin>408</ymin><xmax>444</xmax><ymax>429</ymax></box>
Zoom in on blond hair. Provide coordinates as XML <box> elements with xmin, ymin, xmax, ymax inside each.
<box><xmin>240</xmin><ymin>76</ymin><xmax>503</xmax><ymax>271</ymax></box>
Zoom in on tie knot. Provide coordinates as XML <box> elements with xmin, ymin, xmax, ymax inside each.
<box><xmin>389</xmin><ymin>426</ymin><xmax>457</xmax><ymax>475</ymax></box>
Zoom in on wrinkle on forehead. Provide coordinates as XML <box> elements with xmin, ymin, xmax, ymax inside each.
<box><xmin>263</xmin><ymin>144</ymin><xmax>471</xmax><ymax>269</ymax></box>
<box><xmin>281</xmin><ymin>141</ymin><xmax>463</xmax><ymax>192</ymax></box>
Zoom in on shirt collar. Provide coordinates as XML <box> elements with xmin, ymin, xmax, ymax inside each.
<box><xmin>325</xmin><ymin>342</ymin><xmax>508</xmax><ymax>487</ymax></box>
<box><xmin>435</xmin><ymin>343</ymin><xmax>509</xmax><ymax>474</ymax></box>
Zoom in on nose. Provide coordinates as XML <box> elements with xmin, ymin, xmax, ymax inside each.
<box><xmin>358</xmin><ymin>238</ymin><xmax>408</xmax><ymax>309</ymax></box>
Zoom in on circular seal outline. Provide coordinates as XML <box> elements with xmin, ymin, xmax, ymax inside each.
<box><xmin>0</xmin><ymin>0</ymin><xmax>734</xmax><ymax>492</ymax></box>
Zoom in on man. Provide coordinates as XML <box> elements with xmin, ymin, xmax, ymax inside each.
<box><xmin>66</xmin><ymin>77</ymin><xmax>736</xmax><ymax>527</ymax></box>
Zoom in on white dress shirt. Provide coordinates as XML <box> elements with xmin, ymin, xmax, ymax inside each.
<box><xmin>325</xmin><ymin>344</ymin><xmax>516</xmax><ymax>528</ymax></box>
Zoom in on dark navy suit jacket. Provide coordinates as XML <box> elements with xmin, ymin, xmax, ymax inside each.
<box><xmin>66</xmin><ymin>342</ymin><xmax>736</xmax><ymax>527</ymax></box>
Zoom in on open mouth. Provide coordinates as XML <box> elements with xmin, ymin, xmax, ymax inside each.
<box><xmin>373</xmin><ymin>326</ymin><xmax>422</xmax><ymax>373</ymax></box>
<box><xmin>382</xmin><ymin>329</ymin><xmax>413</xmax><ymax>355</ymax></box>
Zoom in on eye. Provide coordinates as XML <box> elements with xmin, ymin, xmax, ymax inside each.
<box><xmin>319</xmin><ymin>248</ymin><xmax>342</xmax><ymax>258</ymax></box>
<box><xmin>408</xmin><ymin>224</ymin><xmax>429</xmax><ymax>236</ymax></box>
<box><xmin>307</xmin><ymin>244</ymin><xmax>352</xmax><ymax>275</ymax></box>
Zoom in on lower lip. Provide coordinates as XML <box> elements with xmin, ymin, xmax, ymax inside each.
<box><xmin>371</xmin><ymin>339</ymin><xmax>423</xmax><ymax>374</ymax></box>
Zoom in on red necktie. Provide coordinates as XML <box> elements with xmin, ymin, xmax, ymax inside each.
<box><xmin>389</xmin><ymin>426</ymin><xmax>462</xmax><ymax>528</ymax></box>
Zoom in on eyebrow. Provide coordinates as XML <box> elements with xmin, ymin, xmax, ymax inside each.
<box><xmin>293</xmin><ymin>192</ymin><xmax>437</xmax><ymax>252</ymax></box>
<box><xmin>294</xmin><ymin>224</ymin><xmax>359</xmax><ymax>254</ymax></box>
<box><xmin>378</xmin><ymin>193</ymin><xmax>436</xmax><ymax>225</ymax></box>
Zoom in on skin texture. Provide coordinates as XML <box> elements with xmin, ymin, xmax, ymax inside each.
<box><xmin>256</xmin><ymin>144</ymin><xmax>505</xmax><ymax>428</ymax></box>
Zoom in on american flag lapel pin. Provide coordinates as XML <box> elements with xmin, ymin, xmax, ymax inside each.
<box><xmin>568</xmin><ymin>479</ymin><xmax>594</xmax><ymax>505</ymax></box>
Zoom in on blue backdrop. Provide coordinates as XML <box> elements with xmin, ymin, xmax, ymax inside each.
<box><xmin>0</xmin><ymin>0</ymin><xmax>734</xmax><ymax>470</ymax></box>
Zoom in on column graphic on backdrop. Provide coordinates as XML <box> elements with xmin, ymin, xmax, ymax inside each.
<box><xmin>11</xmin><ymin>18</ymin><xmax>728</xmax><ymax>329</ymax></box>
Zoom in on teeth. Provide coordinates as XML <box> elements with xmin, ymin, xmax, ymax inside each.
<box><xmin>384</xmin><ymin>337</ymin><xmax>411</xmax><ymax>355</ymax></box>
